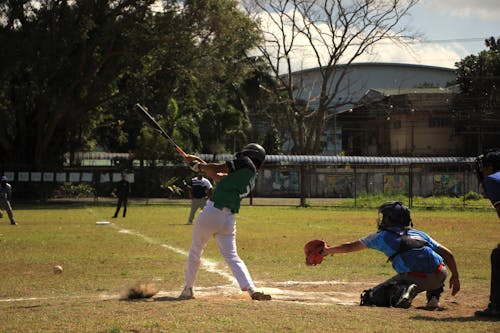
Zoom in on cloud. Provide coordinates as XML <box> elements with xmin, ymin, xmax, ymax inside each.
<box><xmin>422</xmin><ymin>0</ymin><xmax>500</xmax><ymax>20</ymax></box>
<box><xmin>354</xmin><ymin>40</ymin><xmax>466</xmax><ymax>69</ymax></box>
<box><xmin>252</xmin><ymin>4</ymin><xmax>475</xmax><ymax>73</ymax></box>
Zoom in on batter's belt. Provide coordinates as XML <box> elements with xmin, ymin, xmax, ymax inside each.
<box><xmin>208</xmin><ymin>200</ymin><xmax>236</xmax><ymax>214</ymax></box>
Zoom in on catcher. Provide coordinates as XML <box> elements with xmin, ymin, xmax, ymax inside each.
<box><xmin>305</xmin><ymin>201</ymin><xmax>460</xmax><ymax>309</ymax></box>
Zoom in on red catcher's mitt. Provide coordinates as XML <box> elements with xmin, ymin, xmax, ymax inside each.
<box><xmin>304</xmin><ymin>239</ymin><xmax>327</xmax><ymax>266</ymax></box>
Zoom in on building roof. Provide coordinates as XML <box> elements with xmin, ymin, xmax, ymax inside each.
<box><xmin>199</xmin><ymin>154</ymin><xmax>475</xmax><ymax>165</ymax></box>
<box><xmin>289</xmin><ymin>62</ymin><xmax>455</xmax><ymax>77</ymax></box>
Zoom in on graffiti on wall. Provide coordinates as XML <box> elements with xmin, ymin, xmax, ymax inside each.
<box><xmin>271</xmin><ymin>170</ymin><xmax>300</xmax><ymax>192</ymax></box>
<box><xmin>433</xmin><ymin>174</ymin><xmax>462</xmax><ymax>196</ymax></box>
<box><xmin>383</xmin><ymin>175</ymin><xmax>408</xmax><ymax>195</ymax></box>
<box><xmin>325</xmin><ymin>175</ymin><xmax>352</xmax><ymax>196</ymax></box>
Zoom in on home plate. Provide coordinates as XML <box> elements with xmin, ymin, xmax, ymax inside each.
<box><xmin>96</xmin><ymin>221</ymin><xmax>111</xmax><ymax>225</ymax></box>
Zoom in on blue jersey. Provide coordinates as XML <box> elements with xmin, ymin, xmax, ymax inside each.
<box><xmin>482</xmin><ymin>171</ymin><xmax>500</xmax><ymax>208</ymax></box>
<box><xmin>359</xmin><ymin>227</ymin><xmax>443</xmax><ymax>274</ymax></box>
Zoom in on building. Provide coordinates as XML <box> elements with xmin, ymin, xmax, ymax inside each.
<box><xmin>338</xmin><ymin>87</ymin><xmax>464</xmax><ymax>156</ymax></box>
<box><xmin>286</xmin><ymin>63</ymin><xmax>456</xmax><ymax>155</ymax></box>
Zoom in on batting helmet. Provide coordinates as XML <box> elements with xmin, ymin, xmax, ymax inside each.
<box><xmin>237</xmin><ymin>143</ymin><xmax>266</xmax><ymax>168</ymax></box>
<box><xmin>377</xmin><ymin>201</ymin><xmax>412</xmax><ymax>230</ymax></box>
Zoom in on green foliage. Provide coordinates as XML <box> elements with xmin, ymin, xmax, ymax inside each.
<box><xmin>452</xmin><ymin>36</ymin><xmax>500</xmax><ymax>154</ymax></box>
<box><xmin>52</xmin><ymin>183</ymin><xmax>95</xmax><ymax>198</ymax></box>
<box><xmin>463</xmin><ymin>191</ymin><xmax>483</xmax><ymax>201</ymax></box>
<box><xmin>0</xmin><ymin>0</ymin><xmax>266</xmax><ymax>168</ymax></box>
<box><xmin>160</xmin><ymin>177</ymin><xmax>184</xmax><ymax>198</ymax></box>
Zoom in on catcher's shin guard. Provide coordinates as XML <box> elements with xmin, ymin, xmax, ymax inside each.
<box><xmin>360</xmin><ymin>281</ymin><xmax>418</xmax><ymax>308</ymax></box>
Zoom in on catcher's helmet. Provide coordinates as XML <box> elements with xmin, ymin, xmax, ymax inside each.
<box><xmin>377</xmin><ymin>201</ymin><xmax>412</xmax><ymax>230</ymax></box>
<box><xmin>237</xmin><ymin>143</ymin><xmax>266</xmax><ymax>168</ymax></box>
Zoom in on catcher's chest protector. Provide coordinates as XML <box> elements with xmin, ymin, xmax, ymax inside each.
<box><xmin>384</xmin><ymin>228</ymin><xmax>429</xmax><ymax>262</ymax></box>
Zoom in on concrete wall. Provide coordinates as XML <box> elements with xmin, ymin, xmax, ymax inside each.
<box><xmin>255</xmin><ymin>164</ymin><xmax>478</xmax><ymax>198</ymax></box>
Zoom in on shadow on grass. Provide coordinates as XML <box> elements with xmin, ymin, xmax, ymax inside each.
<box><xmin>118</xmin><ymin>296</ymin><xmax>182</xmax><ymax>302</ymax></box>
<box><xmin>411</xmin><ymin>314</ymin><xmax>499</xmax><ymax>322</ymax></box>
<box><xmin>154</xmin><ymin>296</ymin><xmax>185</xmax><ymax>302</ymax></box>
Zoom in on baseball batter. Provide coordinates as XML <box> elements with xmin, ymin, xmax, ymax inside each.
<box><xmin>178</xmin><ymin>143</ymin><xmax>271</xmax><ymax>301</ymax></box>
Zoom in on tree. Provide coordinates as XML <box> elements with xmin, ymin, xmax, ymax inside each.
<box><xmin>243</xmin><ymin>0</ymin><xmax>419</xmax><ymax>205</ymax></box>
<box><xmin>243</xmin><ymin>0</ymin><xmax>418</xmax><ymax>155</ymax></box>
<box><xmin>0</xmin><ymin>0</ymin><xmax>158</xmax><ymax>168</ymax></box>
<box><xmin>127</xmin><ymin>0</ymin><xmax>263</xmax><ymax>155</ymax></box>
<box><xmin>0</xmin><ymin>0</ymin><xmax>263</xmax><ymax>168</ymax></box>
<box><xmin>452</xmin><ymin>36</ymin><xmax>500</xmax><ymax>154</ymax></box>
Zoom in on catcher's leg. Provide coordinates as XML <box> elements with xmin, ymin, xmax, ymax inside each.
<box><xmin>360</xmin><ymin>277</ymin><xmax>419</xmax><ymax>308</ymax></box>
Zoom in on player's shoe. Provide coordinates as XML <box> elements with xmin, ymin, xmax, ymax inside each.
<box><xmin>11</xmin><ymin>220</ymin><xmax>17</xmax><ymax>225</ymax></box>
<box><xmin>249</xmin><ymin>290</ymin><xmax>272</xmax><ymax>301</ymax></box>
<box><xmin>178</xmin><ymin>287</ymin><xmax>194</xmax><ymax>300</ymax></box>
<box><xmin>393</xmin><ymin>283</ymin><xmax>418</xmax><ymax>308</ymax></box>
<box><xmin>426</xmin><ymin>296</ymin><xmax>440</xmax><ymax>309</ymax></box>
<box><xmin>475</xmin><ymin>304</ymin><xmax>500</xmax><ymax>318</ymax></box>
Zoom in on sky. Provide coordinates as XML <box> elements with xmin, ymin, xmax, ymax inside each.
<box><xmin>371</xmin><ymin>0</ymin><xmax>500</xmax><ymax>68</ymax></box>
<box><xmin>251</xmin><ymin>0</ymin><xmax>500</xmax><ymax>71</ymax></box>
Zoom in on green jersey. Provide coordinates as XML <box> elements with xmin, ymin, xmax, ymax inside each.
<box><xmin>210</xmin><ymin>157</ymin><xmax>257</xmax><ymax>214</ymax></box>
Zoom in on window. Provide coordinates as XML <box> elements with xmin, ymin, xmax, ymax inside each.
<box><xmin>429</xmin><ymin>117</ymin><xmax>447</xmax><ymax>128</ymax></box>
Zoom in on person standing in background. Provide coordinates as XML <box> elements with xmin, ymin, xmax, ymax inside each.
<box><xmin>0</xmin><ymin>175</ymin><xmax>17</xmax><ymax>225</ymax></box>
<box><xmin>112</xmin><ymin>173</ymin><xmax>130</xmax><ymax>218</ymax></box>
<box><xmin>186</xmin><ymin>173</ymin><xmax>213</xmax><ymax>225</ymax></box>
<box><xmin>474</xmin><ymin>151</ymin><xmax>500</xmax><ymax>318</ymax></box>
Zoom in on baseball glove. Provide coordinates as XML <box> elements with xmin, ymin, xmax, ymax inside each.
<box><xmin>304</xmin><ymin>239</ymin><xmax>327</xmax><ymax>266</ymax></box>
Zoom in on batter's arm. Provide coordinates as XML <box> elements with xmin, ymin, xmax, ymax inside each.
<box><xmin>199</xmin><ymin>163</ymin><xmax>228</xmax><ymax>183</ymax></box>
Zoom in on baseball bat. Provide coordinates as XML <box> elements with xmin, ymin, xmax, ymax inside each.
<box><xmin>134</xmin><ymin>103</ymin><xmax>187</xmax><ymax>157</ymax></box>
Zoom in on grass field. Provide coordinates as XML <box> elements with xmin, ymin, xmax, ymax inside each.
<box><xmin>0</xmin><ymin>200</ymin><xmax>499</xmax><ymax>332</ymax></box>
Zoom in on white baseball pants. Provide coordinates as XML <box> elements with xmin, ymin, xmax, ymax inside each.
<box><xmin>184</xmin><ymin>200</ymin><xmax>255</xmax><ymax>291</ymax></box>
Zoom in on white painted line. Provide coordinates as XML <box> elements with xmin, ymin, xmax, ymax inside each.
<box><xmin>116</xmin><ymin>227</ymin><xmax>238</xmax><ymax>286</ymax></box>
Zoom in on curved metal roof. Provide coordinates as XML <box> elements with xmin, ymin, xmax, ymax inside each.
<box><xmin>198</xmin><ymin>154</ymin><xmax>476</xmax><ymax>165</ymax></box>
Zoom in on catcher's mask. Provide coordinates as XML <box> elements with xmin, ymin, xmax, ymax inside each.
<box><xmin>236</xmin><ymin>143</ymin><xmax>266</xmax><ymax>169</ymax></box>
<box><xmin>377</xmin><ymin>201</ymin><xmax>412</xmax><ymax>230</ymax></box>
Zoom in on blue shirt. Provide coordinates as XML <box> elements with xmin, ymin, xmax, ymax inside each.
<box><xmin>482</xmin><ymin>171</ymin><xmax>500</xmax><ymax>208</ymax></box>
<box><xmin>359</xmin><ymin>227</ymin><xmax>443</xmax><ymax>274</ymax></box>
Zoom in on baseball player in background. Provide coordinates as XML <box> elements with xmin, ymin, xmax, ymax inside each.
<box><xmin>178</xmin><ymin>143</ymin><xmax>271</xmax><ymax>301</ymax></box>
<box><xmin>186</xmin><ymin>173</ymin><xmax>213</xmax><ymax>225</ymax></box>
<box><xmin>0</xmin><ymin>175</ymin><xmax>17</xmax><ymax>225</ymax></box>
<box><xmin>475</xmin><ymin>151</ymin><xmax>500</xmax><ymax>318</ymax></box>
<box><xmin>112</xmin><ymin>173</ymin><xmax>131</xmax><ymax>218</ymax></box>
<box><xmin>321</xmin><ymin>201</ymin><xmax>460</xmax><ymax>309</ymax></box>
